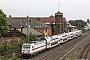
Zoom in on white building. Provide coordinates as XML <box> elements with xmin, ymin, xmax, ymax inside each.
<box><xmin>85</xmin><ymin>23</ymin><xmax>90</xmax><ymax>30</ymax></box>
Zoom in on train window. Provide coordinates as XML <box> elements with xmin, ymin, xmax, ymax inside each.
<box><xmin>63</xmin><ymin>35</ymin><xmax>66</xmax><ymax>37</ymax></box>
<box><xmin>40</xmin><ymin>38</ymin><xmax>46</xmax><ymax>41</ymax></box>
<box><xmin>23</xmin><ymin>45</ymin><xmax>30</xmax><ymax>49</ymax></box>
<box><xmin>56</xmin><ymin>38</ymin><xmax>58</xmax><ymax>39</ymax></box>
<box><xmin>52</xmin><ymin>39</ymin><xmax>55</xmax><ymax>40</ymax></box>
<box><xmin>70</xmin><ymin>34</ymin><xmax>72</xmax><ymax>35</ymax></box>
<box><xmin>31</xmin><ymin>41</ymin><xmax>37</xmax><ymax>43</ymax></box>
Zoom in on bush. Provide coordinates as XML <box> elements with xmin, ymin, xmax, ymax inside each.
<box><xmin>79</xmin><ymin>28</ymin><xmax>86</xmax><ymax>33</ymax></box>
<box><xmin>15</xmin><ymin>53</ymin><xmax>22</xmax><ymax>58</ymax></box>
<box><xmin>6</xmin><ymin>57</ymin><xmax>17</xmax><ymax>60</ymax></box>
<box><xmin>0</xmin><ymin>56</ymin><xmax>4</xmax><ymax>60</ymax></box>
<box><xmin>0</xmin><ymin>37</ymin><xmax>26</xmax><ymax>59</ymax></box>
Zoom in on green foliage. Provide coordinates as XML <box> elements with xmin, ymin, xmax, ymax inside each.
<box><xmin>0</xmin><ymin>56</ymin><xmax>4</xmax><ymax>60</ymax></box>
<box><xmin>67</xmin><ymin>50</ymin><xmax>78</xmax><ymax>60</ymax></box>
<box><xmin>35</xmin><ymin>17</ymin><xmax>40</xmax><ymax>21</ymax></box>
<box><xmin>15</xmin><ymin>53</ymin><xmax>22</xmax><ymax>58</ymax></box>
<box><xmin>0</xmin><ymin>42</ymin><xmax>10</xmax><ymax>56</ymax></box>
<box><xmin>6</xmin><ymin>57</ymin><xmax>17</xmax><ymax>60</ymax></box>
<box><xmin>0</xmin><ymin>33</ymin><xmax>37</xmax><ymax>59</ymax></box>
<box><xmin>0</xmin><ymin>37</ymin><xmax>26</xmax><ymax>59</ymax></box>
<box><xmin>29</xmin><ymin>32</ymin><xmax>38</xmax><ymax>41</ymax></box>
<box><xmin>0</xmin><ymin>9</ymin><xmax>8</xmax><ymax>34</ymax></box>
<box><xmin>9</xmin><ymin>37</ymin><xmax>25</xmax><ymax>53</ymax></box>
<box><xmin>64</xmin><ymin>28</ymin><xmax>68</xmax><ymax>33</ymax></box>
<box><xmin>6</xmin><ymin>35</ymin><xmax>37</xmax><ymax>58</ymax></box>
<box><xmin>80</xmin><ymin>28</ymin><xmax>86</xmax><ymax>33</ymax></box>
<box><xmin>68</xmin><ymin>20</ymin><xmax>87</xmax><ymax>30</ymax></box>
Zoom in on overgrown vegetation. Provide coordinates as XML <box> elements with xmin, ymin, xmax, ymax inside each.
<box><xmin>0</xmin><ymin>32</ymin><xmax>38</xmax><ymax>60</ymax></box>
<box><xmin>0</xmin><ymin>37</ymin><xmax>25</xmax><ymax>60</ymax></box>
<box><xmin>67</xmin><ymin>50</ymin><xmax>79</xmax><ymax>60</ymax></box>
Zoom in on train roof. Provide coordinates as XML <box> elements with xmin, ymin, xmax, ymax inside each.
<box><xmin>22</xmin><ymin>43</ymin><xmax>31</xmax><ymax>45</ymax></box>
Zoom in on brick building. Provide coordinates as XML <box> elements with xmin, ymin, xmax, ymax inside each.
<box><xmin>40</xmin><ymin>12</ymin><xmax>66</xmax><ymax>35</ymax></box>
<box><xmin>55</xmin><ymin>11</ymin><xmax>66</xmax><ymax>34</ymax></box>
<box><xmin>7</xmin><ymin>16</ymin><xmax>52</xmax><ymax>37</ymax></box>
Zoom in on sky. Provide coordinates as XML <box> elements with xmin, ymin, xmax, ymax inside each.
<box><xmin>0</xmin><ymin>0</ymin><xmax>90</xmax><ymax>22</ymax></box>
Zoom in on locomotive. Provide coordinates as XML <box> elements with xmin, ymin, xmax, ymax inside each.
<box><xmin>21</xmin><ymin>30</ymin><xmax>82</xmax><ymax>57</ymax></box>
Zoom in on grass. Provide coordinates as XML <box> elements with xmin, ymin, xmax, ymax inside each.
<box><xmin>67</xmin><ymin>50</ymin><xmax>78</xmax><ymax>60</ymax></box>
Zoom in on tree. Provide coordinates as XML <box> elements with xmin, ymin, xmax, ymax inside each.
<box><xmin>35</xmin><ymin>17</ymin><xmax>40</xmax><ymax>21</ymax></box>
<box><xmin>29</xmin><ymin>32</ymin><xmax>38</xmax><ymax>41</ymax></box>
<box><xmin>0</xmin><ymin>9</ymin><xmax>8</xmax><ymax>34</ymax></box>
<box><xmin>0</xmin><ymin>37</ymin><xmax>26</xmax><ymax>59</ymax></box>
<box><xmin>68</xmin><ymin>20</ymin><xmax>87</xmax><ymax>29</ymax></box>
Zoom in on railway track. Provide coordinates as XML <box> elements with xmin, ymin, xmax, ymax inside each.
<box><xmin>20</xmin><ymin>31</ymin><xmax>90</xmax><ymax>60</ymax></box>
<box><xmin>57</xmin><ymin>34</ymin><xmax>90</xmax><ymax>60</ymax></box>
<box><xmin>37</xmin><ymin>35</ymin><xmax>88</xmax><ymax>60</ymax></box>
<box><xmin>57</xmin><ymin>31</ymin><xmax>90</xmax><ymax>60</ymax></box>
<box><xmin>77</xmin><ymin>38</ymin><xmax>90</xmax><ymax>59</ymax></box>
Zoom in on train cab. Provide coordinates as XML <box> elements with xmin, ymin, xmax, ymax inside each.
<box><xmin>22</xmin><ymin>40</ymin><xmax>47</xmax><ymax>57</ymax></box>
<box><xmin>22</xmin><ymin>43</ymin><xmax>31</xmax><ymax>57</ymax></box>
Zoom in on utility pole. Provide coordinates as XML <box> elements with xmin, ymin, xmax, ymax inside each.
<box><xmin>27</xmin><ymin>15</ymin><xmax>29</xmax><ymax>43</ymax></box>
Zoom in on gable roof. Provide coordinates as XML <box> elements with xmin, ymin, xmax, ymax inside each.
<box><xmin>39</xmin><ymin>15</ymin><xmax>66</xmax><ymax>23</ymax></box>
<box><xmin>40</xmin><ymin>15</ymin><xmax>55</xmax><ymax>23</ymax></box>
<box><xmin>7</xmin><ymin>17</ymin><xmax>51</xmax><ymax>29</ymax></box>
<box><xmin>17</xmin><ymin>28</ymin><xmax>43</xmax><ymax>36</ymax></box>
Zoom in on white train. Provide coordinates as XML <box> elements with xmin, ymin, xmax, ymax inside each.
<box><xmin>21</xmin><ymin>30</ymin><xmax>82</xmax><ymax>57</ymax></box>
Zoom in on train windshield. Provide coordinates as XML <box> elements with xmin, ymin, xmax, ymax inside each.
<box><xmin>70</xmin><ymin>33</ymin><xmax>73</xmax><ymax>35</ymax></box>
<box><xmin>23</xmin><ymin>45</ymin><xmax>30</xmax><ymax>49</ymax></box>
<box><xmin>40</xmin><ymin>38</ymin><xmax>46</xmax><ymax>40</ymax></box>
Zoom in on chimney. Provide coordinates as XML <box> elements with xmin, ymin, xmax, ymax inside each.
<box><xmin>87</xmin><ymin>19</ymin><xmax>89</xmax><ymax>23</ymax></box>
<box><xmin>50</xmin><ymin>15</ymin><xmax>54</xmax><ymax>17</ymax></box>
<box><xmin>9</xmin><ymin>15</ymin><xmax>11</xmax><ymax>17</ymax></box>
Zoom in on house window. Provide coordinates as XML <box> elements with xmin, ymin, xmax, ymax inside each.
<box><xmin>35</xmin><ymin>26</ymin><xmax>37</xmax><ymax>27</ymax></box>
<box><xmin>45</xmin><ymin>28</ymin><xmax>47</xmax><ymax>32</ymax></box>
<box><xmin>38</xmin><ymin>26</ymin><xmax>39</xmax><ymax>27</ymax></box>
<box><xmin>53</xmin><ymin>23</ymin><xmax>55</xmax><ymax>24</ymax></box>
<box><xmin>29</xmin><ymin>20</ymin><xmax>31</xmax><ymax>22</ymax></box>
<box><xmin>58</xmin><ymin>26</ymin><xmax>59</xmax><ymax>28</ymax></box>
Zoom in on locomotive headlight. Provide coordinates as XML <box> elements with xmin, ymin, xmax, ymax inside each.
<box><xmin>27</xmin><ymin>50</ymin><xmax>30</xmax><ymax>52</ymax></box>
<box><xmin>22</xmin><ymin>50</ymin><xmax>25</xmax><ymax>53</ymax></box>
